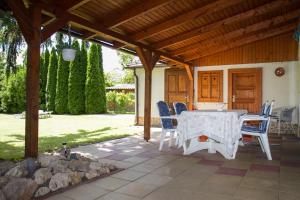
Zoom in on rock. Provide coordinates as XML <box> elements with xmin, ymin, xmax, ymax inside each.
<box><xmin>34</xmin><ymin>187</ymin><xmax>50</xmax><ymax>197</ymax></box>
<box><xmin>68</xmin><ymin>160</ymin><xmax>90</xmax><ymax>172</ymax></box>
<box><xmin>101</xmin><ymin>163</ymin><xmax>117</xmax><ymax>171</ymax></box>
<box><xmin>89</xmin><ymin>162</ymin><xmax>110</xmax><ymax>175</ymax></box>
<box><xmin>0</xmin><ymin>161</ymin><xmax>15</xmax><ymax>176</ymax></box>
<box><xmin>38</xmin><ymin>154</ymin><xmax>60</xmax><ymax>168</ymax></box>
<box><xmin>20</xmin><ymin>158</ymin><xmax>38</xmax><ymax>177</ymax></box>
<box><xmin>85</xmin><ymin>170</ymin><xmax>98</xmax><ymax>180</ymax></box>
<box><xmin>34</xmin><ymin>168</ymin><xmax>52</xmax><ymax>185</ymax></box>
<box><xmin>0</xmin><ymin>177</ymin><xmax>9</xmax><ymax>189</ymax></box>
<box><xmin>98</xmin><ymin>167</ymin><xmax>110</xmax><ymax>175</ymax></box>
<box><xmin>2</xmin><ymin>178</ymin><xmax>38</xmax><ymax>200</ymax></box>
<box><xmin>5</xmin><ymin>165</ymin><xmax>28</xmax><ymax>177</ymax></box>
<box><xmin>48</xmin><ymin>173</ymin><xmax>70</xmax><ymax>191</ymax></box>
<box><xmin>0</xmin><ymin>190</ymin><xmax>6</xmax><ymax>200</ymax></box>
<box><xmin>69</xmin><ymin>172</ymin><xmax>81</xmax><ymax>185</ymax></box>
<box><xmin>69</xmin><ymin>153</ymin><xmax>78</xmax><ymax>160</ymax></box>
<box><xmin>50</xmin><ymin>160</ymin><xmax>70</xmax><ymax>173</ymax></box>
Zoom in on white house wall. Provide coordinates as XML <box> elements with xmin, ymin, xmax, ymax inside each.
<box><xmin>136</xmin><ymin>67</ymin><xmax>166</xmax><ymax>118</ymax></box>
<box><xmin>194</xmin><ymin>61</ymin><xmax>299</xmax><ymax>123</ymax></box>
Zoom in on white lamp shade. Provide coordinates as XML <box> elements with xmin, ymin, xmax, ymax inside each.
<box><xmin>62</xmin><ymin>48</ymin><xmax>76</xmax><ymax>61</ymax></box>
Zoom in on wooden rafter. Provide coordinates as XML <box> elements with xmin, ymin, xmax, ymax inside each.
<box><xmin>103</xmin><ymin>0</ymin><xmax>173</xmax><ymax>28</ymax></box>
<box><xmin>131</xmin><ymin>0</ymin><xmax>242</xmax><ymax>41</ymax></box>
<box><xmin>40</xmin><ymin>2</ymin><xmax>189</xmax><ymax>65</ymax></box>
<box><xmin>83</xmin><ymin>31</ymin><xmax>97</xmax><ymax>40</ymax></box>
<box><xmin>185</xmin><ymin>22</ymin><xmax>297</xmax><ymax>61</ymax></box>
<box><xmin>152</xmin><ymin>0</ymin><xmax>293</xmax><ymax>49</ymax></box>
<box><xmin>173</xmin><ymin>9</ymin><xmax>300</xmax><ymax>56</ymax></box>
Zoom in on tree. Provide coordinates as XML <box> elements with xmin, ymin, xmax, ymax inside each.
<box><xmin>0</xmin><ymin>12</ymin><xmax>25</xmax><ymax>77</ymax></box>
<box><xmin>98</xmin><ymin>44</ymin><xmax>106</xmax><ymax>112</ymax></box>
<box><xmin>55</xmin><ymin>54</ymin><xmax>69</xmax><ymax>114</ymax></box>
<box><xmin>0</xmin><ymin>67</ymin><xmax>26</xmax><ymax>113</ymax></box>
<box><xmin>117</xmin><ymin>51</ymin><xmax>135</xmax><ymax>84</ymax></box>
<box><xmin>40</xmin><ymin>48</ymin><xmax>49</xmax><ymax>108</ymax></box>
<box><xmin>46</xmin><ymin>48</ymin><xmax>58</xmax><ymax>111</ymax></box>
<box><xmin>85</xmin><ymin>44</ymin><xmax>104</xmax><ymax>113</ymax></box>
<box><xmin>80</xmin><ymin>41</ymin><xmax>88</xmax><ymax>109</ymax></box>
<box><xmin>68</xmin><ymin>40</ymin><xmax>85</xmax><ymax>114</ymax></box>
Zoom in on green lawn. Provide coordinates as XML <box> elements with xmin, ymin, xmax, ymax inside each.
<box><xmin>0</xmin><ymin>114</ymin><xmax>140</xmax><ymax>160</ymax></box>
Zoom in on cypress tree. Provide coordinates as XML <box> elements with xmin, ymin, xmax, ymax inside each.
<box><xmin>46</xmin><ymin>48</ymin><xmax>58</xmax><ymax>111</ymax></box>
<box><xmin>55</xmin><ymin>54</ymin><xmax>69</xmax><ymax>114</ymax></box>
<box><xmin>85</xmin><ymin>44</ymin><xmax>103</xmax><ymax>113</ymax></box>
<box><xmin>98</xmin><ymin>44</ymin><xmax>106</xmax><ymax>112</ymax></box>
<box><xmin>40</xmin><ymin>48</ymin><xmax>49</xmax><ymax>108</ymax></box>
<box><xmin>68</xmin><ymin>40</ymin><xmax>85</xmax><ymax>114</ymax></box>
<box><xmin>80</xmin><ymin>41</ymin><xmax>88</xmax><ymax>111</ymax></box>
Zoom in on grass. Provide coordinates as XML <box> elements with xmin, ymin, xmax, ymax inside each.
<box><xmin>0</xmin><ymin>114</ymin><xmax>140</xmax><ymax>160</ymax></box>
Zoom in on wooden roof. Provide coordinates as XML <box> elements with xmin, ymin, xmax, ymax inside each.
<box><xmin>4</xmin><ymin>0</ymin><xmax>300</xmax><ymax>66</ymax></box>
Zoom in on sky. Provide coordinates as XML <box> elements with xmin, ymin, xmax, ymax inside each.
<box><xmin>102</xmin><ymin>46</ymin><xmax>122</xmax><ymax>72</ymax></box>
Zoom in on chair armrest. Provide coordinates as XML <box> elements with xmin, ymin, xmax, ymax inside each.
<box><xmin>160</xmin><ymin>115</ymin><xmax>177</xmax><ymax>119</ymax></box>
<box><xmin>240</xmin><ymin>115</ymin><xmax>268</xmax><ymax>122</ymax></box>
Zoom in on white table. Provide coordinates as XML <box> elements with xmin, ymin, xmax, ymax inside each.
<box><xmin>177</xmin><ymin>109</ymin><xmax>247</xmax><ymax>159</ymax></box>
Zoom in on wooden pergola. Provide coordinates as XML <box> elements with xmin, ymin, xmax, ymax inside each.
<box><xmin>1</xmin><ymin>0</ymin><xmax>299</xmax><ymax>157</ymax></box>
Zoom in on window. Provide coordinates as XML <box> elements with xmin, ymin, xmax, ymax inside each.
<box><xmin>198</xmin><ymin>70</ymin><xmax>223</xmax><ymax>102</ymax></box>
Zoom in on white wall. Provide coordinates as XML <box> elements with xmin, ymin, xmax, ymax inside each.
<box><xmin>136</xmin><ymin>67</ymin><xmax>166</xmax><ymax>118</ymax></box>
<box><xmin>194</xmin><ymin>61</ymin><xmax>299</xmax><ymax>123</ymax></box>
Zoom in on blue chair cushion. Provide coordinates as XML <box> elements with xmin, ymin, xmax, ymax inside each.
<box><xmin>157</xmin><ymin>101</ymin><xmax>174</xmax><ymax>129</ymax></box>
<box><xmin>242</xmin><ymin>124</ymin><xmax>261</xmax><ymax>133</ymax></box>
<box><xmin>174</xmin><ymin>102</ymin><xmax>187</xmax><ymax>115</ymax></box>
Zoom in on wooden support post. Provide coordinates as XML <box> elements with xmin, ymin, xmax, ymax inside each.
<box><xmin>136</xmin><ymin>47</ymin><xmax>160</xmax><ymax>141</ymax></box>
<box><xmin>184</xmin><ymin>64</ymin><xmax>194</xmax><ymax>110</ymax></box>
<box><xmin>25</xmin><ymin>5</ymin><xmax>41</xmax><ymax>158</ymax></box>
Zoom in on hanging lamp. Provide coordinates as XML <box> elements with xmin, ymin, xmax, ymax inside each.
<box><xmin>62</xmin><ymin>24</ymin><xmax>76</xmax><ymax>61</ymax></box>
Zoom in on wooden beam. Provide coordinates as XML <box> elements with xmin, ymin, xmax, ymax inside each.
<box><xmin>184</xmin><ymin>22</ymin><xmax>296</xmax><ymax>61</ymax></box>
<box><xmin>173</xmin><ymin>9</ymin><xmax>300</xmax><ymax>56</ymax></box>
<box><xmin>136</xmin><ymin>47</ymin><xmax>160</xmax><ymax>141</ymax></box>
<box><xmin>103</xmin><ymin>0</ymin><xmax>173</xmax><ymax>28</ymax></box>
<box><xmin>183</xmin><ymin>64</ymin><xmax>194</xmax><ymax>110</ymax></box>
<box><xmin>5</xmin><ymin>0</ymin><xmax>32</xmax><ymax>43</ymax></box>
<box><xmin>83</xmin><ymin>31</ymin><xmax>97</xmax><ymax>40</ymax></box>
<box><xmin>152</xmin><ymin>0</ymin><xmax>293</xmax><ymax>49</ymax></box>
<box><xmin>41</xmin><ymin>14</ymin><xmax>71</xmax><ymax>43</ymax></box>
<box><xmin>131</xmin><ymin>0</ymin><xmax>242</xmax><ymax>41</ymax></box>
<box><xmin>25</xmin><ymin>3</ymin><xmax>41</xmax><ymax>158</ymax></box>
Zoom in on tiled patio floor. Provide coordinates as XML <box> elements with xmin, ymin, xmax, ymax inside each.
<box><xmin>47</xmin><ymin>128</ymin><xmax>300</xmax><ymax>200</ymax></box>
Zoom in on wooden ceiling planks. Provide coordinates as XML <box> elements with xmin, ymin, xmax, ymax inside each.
<box><xmin>16</xmin><ymin>0</ymin><xmax>300</xmax><ymax>65</ymax></box>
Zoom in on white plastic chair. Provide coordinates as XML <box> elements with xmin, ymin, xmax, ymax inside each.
<box><xmin>240</xmin><ymin>101</ymin><xmax>274</xmax><ymax>160</ymax></box>
<box><xmin>157</xmin><ymin>101</ymin><xmax>177</xmax><ymax>151</ymax></box>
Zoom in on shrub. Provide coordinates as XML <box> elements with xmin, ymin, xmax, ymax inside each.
<box><xmin>85</xmin><ymin>44</ymin><xmax>103</xmax><ymax>114</ymax></box>
<box><xmin>106</xmin><ymin>91</ymin><xmax>135</xmax><ymax>113</ymax></box>
<box><xmin>68</xmin><ymin>40</ymin><xmax>85</xmax><ymax>114</ymax></box>
<box><xmin>0</xmin><ymin>68</ymin><xmax>26</xmax><ymax>113</ymax></box>
<box><xmin>55</xmin><ymin>54</ymin><xmax>69</xmax><ymax>114</ymax></box>
<box><xmin>46</xmin><ymin>48</ymin><xmax>58</xmax><ymax>111</ymax></box>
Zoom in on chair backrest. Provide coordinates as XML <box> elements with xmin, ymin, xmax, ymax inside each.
<box><xmin>259</xmin><ymin>101</ymin><xmax>269</xmax><ymax>116</ymax></box>
<box><xmin>173</xmin><ymin>102</ymin><xmax>188</xmax><ymax>115</ymax></box>
<box><xmin>259</xmin><ymin>100</ymin><xmax>274</xmax><ymax>133</ymax></box>
<box><xmin>280</xmin><ymin>107</ymin><xmax>296</xmax><ymax>122</ymax></box>
<box><xmin>157</xmin><ymin>101</ymin><xmax>174</xmax><ymax>129</ymax></box>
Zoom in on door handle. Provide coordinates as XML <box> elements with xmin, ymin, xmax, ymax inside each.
<box><xmin>232</xmin><ymin>95</ymin><xmax>236</xmax><ymax>103</ymax></box>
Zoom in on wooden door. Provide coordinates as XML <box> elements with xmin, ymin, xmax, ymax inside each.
<box><xmin>165</xmin><ymin>68</ymin><xmax>190</xmax><ymax>109</ymax></box>
<box><xmin>228</xmin><ymin>68</ymin><xmax>262</xmax><ymax>113</ymax></box>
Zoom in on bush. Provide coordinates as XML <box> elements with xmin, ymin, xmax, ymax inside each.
<box><xmin>106</xmin><ymin>91</ymin><xmax>135</xmax><ymax>113</ymax></box>
<box><xmin>55</xmin><ymin>54</ymin><xmax>69</xmax><ymax>114</ymax></box>
<box><xmin>85</xmin><ymin>44</ymin><xmax>104</xmax><ymax>114</ymax></box>
<box><xmin>46</xmin><ymin>48</ymin><xmax>58</xmax><ymax>111</ymax></box>
<box><xmin>0</xmin><ymin>68</ymin><xmax>26</xmax><ymax>113</ymax></box>
<box><xmin>68</xmin><ymin>40</ymin><xmax>85</xmax><ymax>114</ymax></box>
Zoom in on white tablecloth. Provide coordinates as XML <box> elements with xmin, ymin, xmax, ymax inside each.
<box><xmin>177</xmin><ymin>109</ymin><xmax>247</xmax><ymax>156</ymax></box>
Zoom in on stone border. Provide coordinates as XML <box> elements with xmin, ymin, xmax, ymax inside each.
<box><xmin>33</xmin><ymin>168</ymin><xmax>124</xmax><ymax>200</ymax></box>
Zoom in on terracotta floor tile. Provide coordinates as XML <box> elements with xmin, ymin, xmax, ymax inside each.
<box><xmin>216</xmin><ymin>167</ymin><xmax>247</xmax><ymax>177</ymax></box>
<box><xmin>249</xmin><ymin>164</ymin><xmax>280</xmax><ymax>173</ymax></box>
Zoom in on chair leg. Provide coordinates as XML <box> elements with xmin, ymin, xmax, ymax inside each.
<box><xmin>257</xmin><ymin>137</ymin><xmax>265</xmax><ymax>153</ymax></box>
<box><xmin>159</xmin><ymin>130</ymin><xmax>166</xmax><ymax>151</ymax></box>
<box><xmin>169</xmin><ymin>131</ymin><xmax>175</xmax><ymax>147</ymax></box>
<box><xmin>260</xmin><ymin>134</ymin><xmax>272</xmax><ymax>160</ymax></box>
<box><xmin>290</xmin><ymin>122</ymin><xmax>296</xmax><ymax>135</ymax></box>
